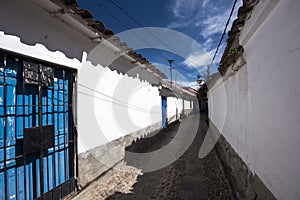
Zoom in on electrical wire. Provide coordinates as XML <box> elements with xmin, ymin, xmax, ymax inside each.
<box><xmin>78</xmin><ymin>84</ymin><xmax>160</xmax><ymax>114</ymax></box>
<box><xmin>107</xmin><ymin>0</ymin><xmax>181</xmax><ymax>57</ymax></box>
<box><xmin>95</xmin><ymin>0</ymin><xmax>201</xmax><ymax>75</ymax></box>
<box><xmin>95</xmin><ymin>0</ymin><xmax>239</xmax><ymax>79</ymax></box>
<box><xmin>208</xmin><ymin>0</ymin><xmax>239</xmax><ymax>73</ymax></box>
<box><xmin>95</xmin><ymin>0</ymin><xmax>170</xmax><ymax>61</ymax></box>
<box><xmin>106</xmin><ymin>0</ymin><xmax>241</xmax><ymax>79</ymax></box>
<box><xmin>106</xmin><ymin>0</ymin><xmax>203</xmax><ymax>72</ymax></box>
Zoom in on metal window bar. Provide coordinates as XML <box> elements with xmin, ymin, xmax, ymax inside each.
<box><xmin>0</xmin><ymin>49</ymin><xmax>77</xmax><ymax>200</ymax></box>
<box><xmin>22</xmin><ymin>58</ymin><xmax>27</xmax><ymax>200</ymax></box>
<box><xmin>3</xmin><ymin>53</ymin><xmax>7</xmax><ymax>200</ymax></box>
<box><xmin>52</xmin><ymin>71</ymin><xmax>56</xmax><ymax>195</ymax></box>
<box><xmin>63</xmin><ymin>70</ymin><xmax>67</xmax><ymax>184</ymax></box>
<box><xmin>14</xmin><ymin>57</ymin><xmax>18</xmax><ymax>200</ymax></box>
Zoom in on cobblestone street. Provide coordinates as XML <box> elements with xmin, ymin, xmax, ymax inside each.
<box><xmin>69</xmin><ymin>113</ymin><xmax>233</xmax><ymax>200</ymax></box>
<box><xmin>70</xmin><ymin>113</ymin><xmax>232</xmax><ymax>200</ymax></box>
<box><xmin>1</xmin><ymin>0</ymin><xmax>298</xmax><ymax>199</ymax></box>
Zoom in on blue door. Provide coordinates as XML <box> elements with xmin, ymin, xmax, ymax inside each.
<box><xmin>0</xmin><ymin>51</ymin><xmax>76</xmax><ymax>200</ymax></box>
<box><xmin>161</xmin><ymin>96</ymin><xmax>167</xmax><ymax>128</ymax></box>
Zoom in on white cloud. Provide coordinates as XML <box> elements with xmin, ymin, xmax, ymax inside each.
<box><xmin>176</xmin><ymin>80</ymin><xmax>199</xmax><ymax>89</ymax></box>
<box><xmin>171</xmin><ymin>0</ymin><xmax>184</xmax><ymax>18</ymax></box>
<box><xmin>200</xmin><ymin>0</ymin><xmax>243</xmax><ymax>38</ymax></box>
<box><xmin>168</xmin><ymin>0</ymin><xmax>243</xmax><ymax>38</ymax></box>
<box><xmin>182</xmin><ymin>44</ymin><xmax>226</xmax><ymax>75</ymax></box>
<box><xmin>171</xmin><ymin>0</ymin><xmax>203</xmax><ymax>18</ymax></box>
<box><xmin>183</xmin><ymin>51</ymin><xmax>211</xmax><ymax>68</ymax></box>
<box><xmin>168</xmin><ymin>0</ymin><xmax>224</xmax><ymax>30</ymax></box>
<box><xmin>167</xmin><ymin>0</ymin><xmax>207</xmax><ymax>30</ymax></box>
<box><xmin>199</xmin><ymin>12</ymin><xmax>229</xmax><ymax>38</ymax></box>
<box><xmin>202</xmin><ymin>38</ymin><xmax>213</xmax><ymax>50</ymax></box>
<box><xmin>167</xmin><ymin>21</ymin><xmax>190</xmax><ymax>29</ymax></box>
<box><xmin>166</xmin><ymin>0</ymin><xmax>244</xmax><ymax>75</ymax></box>
<box><xmin>201</xmin><ymin>0</ymin><xmax>210</xmax><ymax>8</ymax></box>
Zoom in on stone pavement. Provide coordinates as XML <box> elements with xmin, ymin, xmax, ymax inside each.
<box><xmin>69</xmin><ymin>114</ymin><xmax>233</xmax><ymax>200</ymax></box>
<box><xmin>107</xmin><ymin>114</ymin><xmax>233</xmax><ymax>200</ymax></box>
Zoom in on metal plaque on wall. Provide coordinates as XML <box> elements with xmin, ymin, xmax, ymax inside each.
<box><xmin>24</xmin><ymin>61</ymin><xmax>54</xmax><ymax>86</ymax></box>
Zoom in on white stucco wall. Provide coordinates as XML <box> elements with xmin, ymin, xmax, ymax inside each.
<box><xmin>77</xmin><ymin>61</ymin><xmax>162</xmax><ymax>153</ymax></box>
<box><xmin>183</xmin><ymin>100</ymin><xmax>192</xmax><ymax>110</ymax></box>
<box><xmin>208</xmin><ymin>0</ymin><xmax>300</xmax><ymax>199</ymax></box>
<box><xmin>0</xmin><ymin>0</ymin><xmax>95</xmax><ymax>64</ymax></box>
<box><xmin>0</xmin><ymin>0</ymin><xmax>95</xmax><ymax>62</ymax></box>
<box><xmin>0</xmin><ymin>0</ymin><xmax>164</xmax><ymax>154</ymax></box>
<box><xmin>208</xmin><ymin>66</ymin><xmax>250</xmax><ymax>165</ymax></box>
<box><xmin>167</xmin><ymin>97</ymin><xmax>183</xmax><ymax>122</ymax></box>
<box><xmin>166</xmin><ymin>97</ymin><xmax>195</xmax><ymax>123</ymax></box>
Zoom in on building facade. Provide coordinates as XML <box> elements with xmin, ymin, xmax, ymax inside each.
<box><xmin>208</xmin><ymin>0</ymin><xmax>300</xmax><ymax>199</ymax></box>
<box><xmin>0</xmin><ymin>0</ymin><xmax>197</xmax><ymax>199</ymax></box>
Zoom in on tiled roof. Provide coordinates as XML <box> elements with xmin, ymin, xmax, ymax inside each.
<box><xmin>57</xmin><ymin>0</ymin><xmax>166</xmax><ymax>78</ymax></box>
<box><xmin>63</xmin><ymin>0</ymin><xmax>114</xmax><ymax>36</ymax></box>
<box><xmin>161</xmin><ymin>79</ymin><xmax>197</xmax><ymax>99</ymax></box>
<box><xmin>218</xmin><ymin>0</ymin><xmax>259</xmax><ymax>75</ymax></box>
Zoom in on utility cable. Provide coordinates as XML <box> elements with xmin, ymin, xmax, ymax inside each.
<box><xmin>95</xmin><ymin>0</ymin><xmax>170</xmax><ymax>61</ymax></box>
<box><xmin>95</xmin><ymin>0</ymin><xmax>232</xmax><ymax>79</ymax></box>
<box><xmin>208</xmin><ymin>0</ymin><xmax>239</xmax><ymax>73</ymax></box>
<box><xmin>108</xmin><ymin>0</ymin><xmax>181</xmax><ymax>57</ymax></box>
<box><xmin>107</xmin><ymin>0</ymin><xmax>202</xmax><ymax>72</ymax></box>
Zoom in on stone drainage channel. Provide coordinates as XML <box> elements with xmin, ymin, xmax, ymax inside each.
<box><xmin>70</xmin><ymin>113</ymin><xmax>234</xmax><ymax>200</ymax></box>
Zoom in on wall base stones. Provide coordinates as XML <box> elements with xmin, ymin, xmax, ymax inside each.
<box><xmin>210</xmin><ymin>120</ymin><xmax>277</xmax><ymax>200</ymax></box>
<box><xmin>77</xmin><ymin>122</ymin><xmax>162</xmax><ymax>189</ymax></box>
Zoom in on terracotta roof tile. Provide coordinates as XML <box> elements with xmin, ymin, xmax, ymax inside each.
<box><xmin>58</xmin><ymin>0</ymin><xmax>166</xmax><ymax>78</ymax></box>
<box><xmin>218</xmin><ymin>0</ymin><xmax>259</xmax><ymax>75</ymax></box>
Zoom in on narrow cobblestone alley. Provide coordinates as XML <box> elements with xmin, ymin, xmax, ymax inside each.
<box><xmin>102</xmin><ymin>113</ymin><xmax>234</xmax><ymax>200</ymax></box>
<box><xmin>1</xmin><ymin>1</ymin><xmax>299</xmax><ymax>199</ymax></box>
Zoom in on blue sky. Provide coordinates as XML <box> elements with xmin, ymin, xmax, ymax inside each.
<box><xmin>77</xmin><ymin>0</ymin><xmax>242</xmax><ymax>88</ymax></box>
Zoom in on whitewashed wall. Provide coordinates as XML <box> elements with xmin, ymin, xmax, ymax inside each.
<box><xmin>77</xmin><ymin>61</ymin><xmax>162</xmax><ymax>153</ymax></box>
<box><xmin>167</xmin><ymin>97</ymin><xmax>183</xmax><ymax>122</ymax></box>
<box><xmin>184</xmin><ymin>100</ymin><xmax>192</xmax><ymax>110</ymax></box>
<box><xmin>208</xmin><ymin>0</ymin><xmax>300</xmax><ymax>199</ymax></box>
<box><xmin>0</xmin><ymin>0</ymin><xmax>163</xmax><ymax>154</ymax></box>
<box><xmin>166</xmin><ymin>97</ymin><xmax>195</xmax><ymax>123</ymax></box>
<box><xmin>0</xmin><ymin>0</ymin><xmax>94</xmax><ymax>65</ymax></box>
<box><xmin>208</xmin><ymin>66</ymin><xmax>250</xmax><ymax>165</ymax></box>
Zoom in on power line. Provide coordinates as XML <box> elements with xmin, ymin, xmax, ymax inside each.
<box><xmin>78</xmin><ymin>84</ymin><xmax>160</xmax><ymax>114</ymax></box>
<box><xmin>107</xmin><ymin>0</ymin><xmax>181</xmax><ymax>56</ymax></box>
<box><xmin>96</xmin><ymin>0</ymin><xmax>237</xmax><ymax>79</ymax></box>
<box><xmin>106</xmin><ymin>0</ymin><xmax>203</xmax><ymax>73</ymax></box>
<box><xmin>94</xmin><ymin>0</ymin><xmax>170</xmax><ymax>61</ymax></box>
<box><xmin>105</xmin><ymin>0</ymin><xmax>220</xmax><ymax>77</ymax></box>
<box><xmin>95</xmin><ymin>0</ymin><xmax>197</xmax><ymax>78</ymax></box>
<box><xmin>101</xmin><ymin>2</ymin><xmax>198</xmax><ymax>71</ymax></box>
<box><xmin>207</xmin><ymin>0</ymin><xmax>239</xmax><ymax>75</ymax></box>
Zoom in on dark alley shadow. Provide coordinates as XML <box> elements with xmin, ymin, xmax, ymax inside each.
<box><xmin>106</xmin><ymin>112</ymin><xmax>228</xmax><ymax>200</ymax></box>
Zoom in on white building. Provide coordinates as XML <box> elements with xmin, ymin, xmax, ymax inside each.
<box><xmin>0</xmin><ymin>0</ymin><xmax>197</xmax><ymax>199</ymax></box>
<box><xmin>208</xmin><ymin>0</ymin><xmax>300</xmax><ymax>199</ymax></box>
